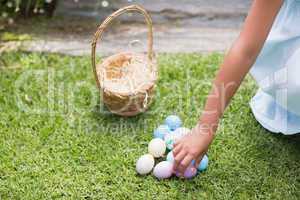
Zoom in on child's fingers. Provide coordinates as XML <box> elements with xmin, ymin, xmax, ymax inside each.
<box><xmin>173</xmin><ymin>150</ymin><xmax>187</xmax><ymax>170</ymax></box>
<box><xmin>174</xmin><ymin>136</ymin><xmax>185</xmax><ymax>147</ymax></box>
<box><xmin>173</xmin><ymin>141</ymin><xmax>179</xmax><ymax>147</ymax></box>
<box><xmin>173</xmin><ymin>140</ymin><xmax>181</xmax><ymax>149</ymax></box>
<box><xmin>177</xmin><ymin>154</ymin><xmax>194</xmax><ymax>173</ymax></box>
<box><xmin>172</xmin><ymin>143</ymin><xmax>182</xmax><ymax>156</ymax></box>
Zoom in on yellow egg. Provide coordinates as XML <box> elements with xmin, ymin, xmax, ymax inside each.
<box><xmin>148</xmin><ymin>138</ymin><xmax>166</xmax><ymax>158</ymax></box>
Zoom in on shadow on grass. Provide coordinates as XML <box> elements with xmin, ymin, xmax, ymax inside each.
<box><xmin>272</xmin><ymin>133</ymin><xmax>300</xmax><ymax>155</ymax></box>
<box><xmin>88</xmin><ymin>100</ymin><xmax>159</xmax><ymax>138</ymax></box>
<box><xmin>249</xmin><ymin>119</ymin><xmax>300</xmax><ymax>176</ymax></box>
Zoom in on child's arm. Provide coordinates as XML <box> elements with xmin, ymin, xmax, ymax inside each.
<box><xmin>173</xmin><ymin>0</ymin><xmax>283</xmax><ymax>174</ymax></box>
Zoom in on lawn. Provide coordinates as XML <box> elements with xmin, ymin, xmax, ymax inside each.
<box><xmin>0</xmin><ymin>51</ymin><xmax>299</xmax><ymax>199</ymax></box>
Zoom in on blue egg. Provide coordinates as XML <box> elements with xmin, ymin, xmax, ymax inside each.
<box><xmin>165</xmin><ymin>115</ymin><xmax>182</xmax><ymax>131</ymax></box>
<box><xmin>191</xmin><ymin>160</ymin><xmax>195</xmax><ymax>166</ymax></box>
<box><xmin>197</xmin><ymin>155</ymin><xmax>209</xmax><ymax>172</ymax></box>
<box><xmin>166</xmin><ymin>151</ymin><xmax>174</xmax><ymax>163</ymax></box>
<box><xmin>153</xmin><ymin>125</ymin><xmax>170</xmax><ymax>139</ymax></box>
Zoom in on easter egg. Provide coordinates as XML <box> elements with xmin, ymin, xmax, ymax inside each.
<box><xmin>148</xmin><ymin>138</ymin><xmax>166</xmax><ymax>158</ymax></box>
<box><xmin>136</xmin><ymin>154</ymin><xmax>155</xmax><ymax>175</ymax></box>
<box><xmin>184</xmin><ymin>166</ymin><xmax>198</xmax><ymax>179</ymax></box>
<box><xmin>191</xmin><ymin>160</ymin><xmax>195</xmax><ymax>166</ymax></box>
<box><xmin>164</xmin><ymin>129</ymin><xmax>186</xmax><ymax>150</ymax></box>
<box><xmin>173</xmin><ymin>127</ymin><xmax>190</xmax><ymax>137</ymax></box>
<box><xmin>166</xmin><ymin>151</ymin><xmax>174</xmax><ymax>163</ymax></box>
<box><xmin>153</xmin><ymin>125</ymin><xmax>170</xmax><ymax>139</ymax></box>
<box><xmin>176</xmin><ymin>166</ymin><xmax>197</xmax><ymax>179</ymax></box>
<box><xmin>197</xmin><ymin>155</ymin><xmax>209</xmax><ymax>172</ymax></box>
<box><xmin>164</xmin><ymin>133</ymin><xmax>177</xmax><ymax>150</ymax></box>
<box><xmin>153</xmin><ymin>161</ymin><xmax>174</xmax><ymax>179</ymax></box>
<box><xmin>165</xmin><ymin>115</ymin><xmax>182</xmax><ymax>131</ymax></box>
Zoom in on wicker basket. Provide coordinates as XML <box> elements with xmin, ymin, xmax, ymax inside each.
<box><xmin>91</xmin><ymin>5</ymin><xmax>157</xmax><ymax>117</ymax></box>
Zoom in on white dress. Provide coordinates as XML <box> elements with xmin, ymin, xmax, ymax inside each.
<box><xmin>250</xmin><ymin>0</ymin><xmax>300</xmax><ymax>135</ymax></box>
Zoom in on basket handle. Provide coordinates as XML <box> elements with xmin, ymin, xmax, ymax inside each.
<box><xmin>91</xmin><ymin>5</ymin><xmax>154</xmax><ymax>89</ymax></box>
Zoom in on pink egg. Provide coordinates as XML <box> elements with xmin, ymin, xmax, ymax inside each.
<box><xmin>153</xmin><ymin>161</ymin><xmax>174</xmax><ymax>179</ymax></box>
<box><xmin>176</xmin><ymin>166</ymin><xmax>197</xmax><ymax>179</ymax></box>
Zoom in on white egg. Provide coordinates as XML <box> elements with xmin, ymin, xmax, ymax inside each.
<box><xmin>136</xmin><ymin>154</ymin><xmax>155</xmax><ymax>175</ymax></box>
<box><xmin>148</xmin><ymin>138</ymin><xmax>166</xmax><ymax>158</ymax></box>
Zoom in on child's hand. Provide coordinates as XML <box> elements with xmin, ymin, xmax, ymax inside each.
<box><xmin>173</xmin><ymin>124</ymin><xmax>214</xmax><ymax>175</ymax></box>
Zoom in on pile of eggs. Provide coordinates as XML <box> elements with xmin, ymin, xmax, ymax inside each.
<box><xmin>136</xmin><ymin>115</ymin><xmax>209</xmax><ymax>180</ymax></box>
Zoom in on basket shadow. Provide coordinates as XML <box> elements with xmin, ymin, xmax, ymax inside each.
<box><xmin>90</xmin><ymin>100</ymin><xmax>158</xmax><ymax>137</ymax></box>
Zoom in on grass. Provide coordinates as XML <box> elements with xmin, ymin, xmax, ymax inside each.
<box><xmin>0</xmin><ymin>32</ymin><xmax>32</xmax><ymax>42</ymax></box>
<box><xmin>0</xmin><ymin>51</ymin><xmax>300</xmax><ymax>200</ymax></box>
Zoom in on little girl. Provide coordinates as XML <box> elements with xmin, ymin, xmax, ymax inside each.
<box><xmin>173</xmin><ymin>0</ymin><xmax>300</xmax><ymax>174</ymax></box>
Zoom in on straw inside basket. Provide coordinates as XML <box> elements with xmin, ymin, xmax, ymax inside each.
<box><xmin>98</xmin><ymin>53</ymin><xmax>157</xmax><ymax>95</ymax></box>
